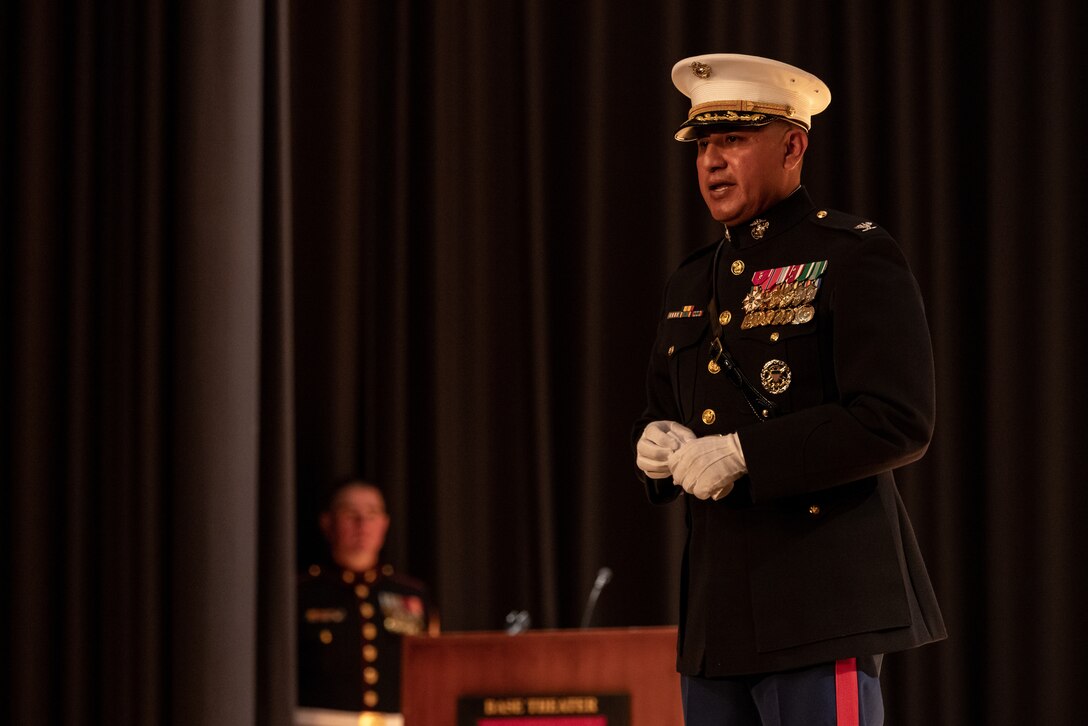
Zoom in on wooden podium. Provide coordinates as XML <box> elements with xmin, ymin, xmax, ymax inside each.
<box><xmin>400</xmin><ymin>626</ymin><xmax>681</xmax><ymax>726</ymax></box>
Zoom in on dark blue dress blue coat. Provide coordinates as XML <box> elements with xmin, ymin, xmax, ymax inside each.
<box><xmin>634</xmin><ymin>187</ymin><xmax>947</xmax><ymax>676</ymax></box>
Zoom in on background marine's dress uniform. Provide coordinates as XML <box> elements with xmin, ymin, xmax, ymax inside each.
<box><xmin>297</xmin><ymin>561</ymin><xmax>434</xmax><ymax>713</ymax></box>
<box><xmin>635</xmin><ymin>186</ymin><xmax>947</xmax><ymax>676</ymax></box>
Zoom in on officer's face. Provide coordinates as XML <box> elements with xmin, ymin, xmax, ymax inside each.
<box><xmin>696</xmin><ymin>123</ymin><xmax>805</xmax><ymax>226</ymax></box>
<box><xmin>324</xmin><ymin>485</ymin><xmax>390</xmax><ymax>559</ymax></box>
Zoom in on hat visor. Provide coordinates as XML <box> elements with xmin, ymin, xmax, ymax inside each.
<box><xmin>673</xmin><ymin>114</ymin><xmax>806</xmax><ymax>142</ymax></box>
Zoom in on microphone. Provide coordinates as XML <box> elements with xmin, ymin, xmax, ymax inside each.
<box><xmin>579</xmin><ymin>566</ymin><xmax>613</xmax><ymax>629</ymax></box>
<box><xmin>505</xmin><ymin>609</ymin><xmax>531</xmax><ymax>635</ymax></box>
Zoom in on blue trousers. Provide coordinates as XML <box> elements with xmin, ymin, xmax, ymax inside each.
<box><xmin>681</xmin><ymin>656</ymin><xmax>884</xmax><ymax>726</ymax></box>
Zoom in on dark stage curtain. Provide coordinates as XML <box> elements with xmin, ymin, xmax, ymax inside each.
<box><xmin>4</xmin><ymin>1</ymin><xmax>1085</xmax><ymax>725</ymax></box>
<box><xmin>2</xmin><ymin>1</ymin><xmax>295</xmax><ymax>725</ymax></box>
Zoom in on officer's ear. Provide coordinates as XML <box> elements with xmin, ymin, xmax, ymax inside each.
<box><xmin>782</xmin><ymin>125</ymin><xmax>808</xmax><ymax>171</ymax></box>
<box><xmin>783</xmin><ymin>127</ymin><xmax>809</xmax><ymax>168</ymax></box>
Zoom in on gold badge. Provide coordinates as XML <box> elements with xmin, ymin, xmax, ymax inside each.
<box><xmin>730</xmin><ymin>259</ymin><xmax>745</xmax><ymax>275</ymax></box>
<box><xmin>760</xmin><ymin>359</ymin><xmax>791</xmax><ymax>394</ymax></box>
<box><xmin>750</xmin><ymin>219</ymin><xmax>770</xmax><ymax>239</ymax></box>
<box><xmin>690</xmin><ymin>61</ymin><xmax>712</xmax><ymax>78</ymax></box>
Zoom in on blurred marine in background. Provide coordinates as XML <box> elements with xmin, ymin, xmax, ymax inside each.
<box><xmin>297</xmin><ymin>479</ymin><xmax>438</xmax><ymax>724</ymax></box>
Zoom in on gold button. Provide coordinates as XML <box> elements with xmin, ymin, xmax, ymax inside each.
<box><xmin>701</xmin><ymin>409</ymin><xmax>716</xmax><ymax>425</ymax></box>
<box><xmin>667</xmin><ymin>345</ymin><xmax>675</xmax><ymax>357</ymax></box>
<box><xmin>308</xmin><ymin>564</ymin><xmax>321</xmax><ymax>577</ymax></box>
<box><xmin>364</xmin><ymin>569</ymin><xmax>378</xmax><ymax>583</ymax></box>
<box><xmin>808</xmin><ymin>505</ymin><xmax>821</xmax><ymax>516</ymax></box>
<box><xmin>360</xmin><ymin>603</ymin><xmax>375</xmax><ymax>618</ymax></box>
<box><xmin>382</xmin><ymin>564</ymin><xmax>394</xmax><ymax>576</ymax></box>
<box><xmin>730</xmin><ymin>260</ymin><xmax>745</xmax><ymax>275</ymax></box>
<box><xmin>363</xmin><ymin>644</ymin><xmax>378</xmax><ymax>662</ymax></box>
<box><xmin>363</xmin><ymin>623</ymin><xmax>378</xmax><ymax>640</ymax></box>
<box><xmin>719</xmin><ymin>310</ymin><xmax>732</xmax><ymax>326</ymax></box>
<box><xmin>769</xmin><ymin>331</ymin><xmax>780</xmax><ymax>342</ymax></box>
<box><xmin>364</xmin><ymin>666</ymin><xmax>379</xmax><ymax>685</ymax></box>
<box><xmin>355</xmin><ymin>584</ymin><xmax>370</xmax><ymax>599</ymax></box>
<box><xmin>364</xmin><ymin>691</ymin><xmax>379</xmax><ymax>708</ymax></box>
<box><xmin>708</xmin><ymin>360</ymin><xmax>721</xmax><ymax>374</ymax></box>
<box><xmin>761</xmin><ymin>410</ymin><xmax>770</xmax><ymax>418</ymax></box>
<box><xmin>341</xmin><ymin>570</ymin><xmax>355</xmax><ymax>584</ymax></box>
<box><xmin>816</xmin><ymin>210</ymin><xmax>828</xmax><ymax>219</ymax></box>
<box><xmin>319</xmin><ymin>629</ymin><xmax>333</xmax><ymax>644</ymax></box>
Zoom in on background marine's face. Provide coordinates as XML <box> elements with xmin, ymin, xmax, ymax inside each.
<box><xmin>323</xmin><ymin>484</ymin><xmax>390</xmax><ymax>566</ymax></box>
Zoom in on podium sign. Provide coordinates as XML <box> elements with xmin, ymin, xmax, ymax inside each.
<box><xmin>401</xmin><ymin>627</ymin><xmax>681</xmax><ymax>726</ymax></box>
<box><xmin>457</xmin><ymin>693</ymin><xmax>629</xmax><ymax>726</ymax></box>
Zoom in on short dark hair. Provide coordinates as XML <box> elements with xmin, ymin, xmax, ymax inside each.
<box><xmin>321</xmin><ymin>476</ymin><xmax>384</xmax><ymax>512</ymax></box>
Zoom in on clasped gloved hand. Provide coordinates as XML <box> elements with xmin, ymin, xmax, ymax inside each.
<box><xmin>667</xmin><ymin>432</ymin><xmax>748</xmax><ymax>500</ymax></box>
<box><xmin>635</xmin><ymin>420</ymin><xmax>697</xmax><ymax>479</ymax></box>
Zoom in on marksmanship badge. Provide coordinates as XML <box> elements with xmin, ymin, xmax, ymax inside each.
<box><xmin>761</xmin><ymin>359</ymin><xmax>792</xmax><ymax>394</ymax></box>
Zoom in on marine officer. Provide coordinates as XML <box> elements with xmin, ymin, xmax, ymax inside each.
<box><xmin>297</xmin><ymin>478</ymin><xmax>438</xmax><ymax>720</ymax></box>
<box><xmin>633</xmin><ymin>53</ymin><xmax>946</xmax><ymax>725</ymax></box>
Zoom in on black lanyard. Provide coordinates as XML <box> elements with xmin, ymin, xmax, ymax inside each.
<box><xmin>706</xmin><ymin>236</ymin><xmax>779</xmax><ymax>422</ymax></box>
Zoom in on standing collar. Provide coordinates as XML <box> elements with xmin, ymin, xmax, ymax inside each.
<box><xmin>725</xmin><ymin>186</ymin><xmax>815</xmax><ymax>250</ymax></box>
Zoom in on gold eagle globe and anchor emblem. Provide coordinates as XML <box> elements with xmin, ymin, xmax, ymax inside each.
<box><xmin>690</xmin><ymin>61</ymin><xmax>712</xmax><ymax>78</ymax></box>
<box><xmin>750</xmin><ymin>219</ymin><xmax>770</xmax><ymax>239</ymax></box>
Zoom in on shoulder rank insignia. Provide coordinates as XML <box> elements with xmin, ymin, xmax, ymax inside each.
<box><xmin>741</xmin><ymin>260</ymin><xmax>827</xmax><ymax>329</ymax></box>
<box><xmin>667</xmin><ymin>305</ymin><xmax>704</xmax><ymax>319</ymax></box>
<box><xmin>854</xmin><ymin>221</ymin><xmax>876</xmax><ymax>231</ymax></box>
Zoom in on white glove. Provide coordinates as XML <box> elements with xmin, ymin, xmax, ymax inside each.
<box><xmin>667</xmin><ymin>433</ymin><xmax>748</xmax><ymax>500</ymax></box>
<box><xmin>636</xmin><ymin>420</ymin><xmax>697</xmax><ymax>479</ymax></box>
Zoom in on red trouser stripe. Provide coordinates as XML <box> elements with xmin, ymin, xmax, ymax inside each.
<box><xmin>835</xmin><ymin>658</ymin><xmax>860</xmax><ymax>726</ymax></box>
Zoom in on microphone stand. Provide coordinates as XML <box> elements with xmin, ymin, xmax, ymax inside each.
<box><xmin>579</xmin><ymin>567</ymin><xmax>613</xmax><ymax>629</ymax></box>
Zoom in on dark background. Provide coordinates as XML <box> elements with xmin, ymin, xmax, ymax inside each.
<box><xmin>4</xmin><ymin>1</ymin><xmax>1086</xmax><ymax>725</ymax></box>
